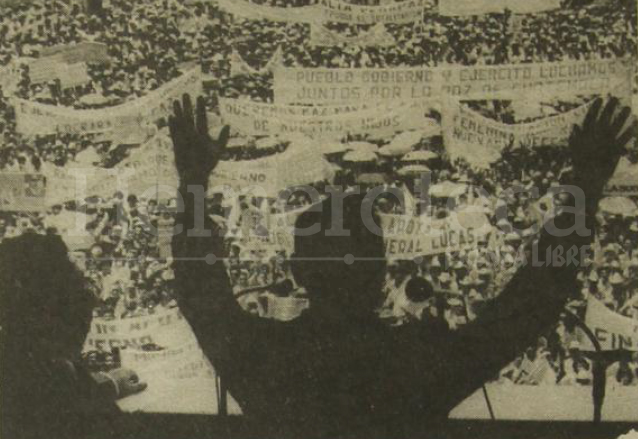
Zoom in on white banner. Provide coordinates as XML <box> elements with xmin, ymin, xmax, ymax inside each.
<box><xmin>0</xmin><ymin>60</ymin><xmax>21</xmax><ymax>94</ymax></box>
<box><xmin>87</xmin><ymin>130</ymin><xmax>177</xmax><ymax>199</ymax></box>
<box><xmin>238</xmin><ymin>210</ymin><xmax>297</xmax><ymax>253</ymax></box>
<box><xmin>13</xmin><ymin>67</ymin><xmax>202</xmax><ymax>138</ymax></box>
<box><xmin>442</xmin><ymin>100</ymin><xmax>593</xmax><ymax>167</ymax></box>
<box><xmin>310</xmin><ymin>23</ymin><xmax>395</xmax><ymax>47</ymax></box>
<box><xmin>44</xmin><ymin>165</ymin><xmax>113</xmax><ymax>205</ymax></box>
<box><xmin>0</xmin><ymin>172</ymin><xmax>46</xmax><ymax>212</ymax></box>
<box><xmin>217</xmin><ymin>0</ymin><xmax>315</xmax><ymax>23</ymax></box>
<box><xmin>85</xmin><ymin>128</ymin><xmax>335</xmax><ymax>199</ymax></box>
<box><xmin>317</xmin><ymin>0</ymin><xmax>427</xmax><ymax>24</ymax></box>
<box><xmin>83</xmin><ymin>307</ymin><xmax>197</xmax><ymax>352</ymax></box>
<box><xmin>28</xmin><ymin>42</ymin><xmax>109</xmax><ymax>86</ymax></box>
<box><xmin>38</xmin><ymin>42</ymin><xmax>110</xmax><ymax>64</ymax></box>
<box><xmin>211</xmin><ymin>145</ymin><xmax>335</xmax><ymax>196</ymax></box>
<box><xmin>120</xmin><ymin>343</ymin><xmax>215</xmax><ymax>381</ymax></box>
<box><xmin>581</xmin><ymin>296</ymin><xmax>638</xmax><ymax>351</ymax></box>
<box><xmin>380</xmin><ymin>211</ymin><xmax>493</xmax><ymax>258</ymax></box>
<box><xmin>439</xmin><ymin>0</ymin><xmax>560</xmax><ymax>16</ymax></box>
<box><xmin>219</xmin><ymin>97</ymin><xmax>430</xmax><ymax>138</ymax></box>
<box><xmin>605</xmin><ymin>157</ymin><xmax>638</xmax><ymax>196</ymax></box>
<box><xmin>274</xmin><ymin>58</ymin><xmax>634</xmax><ymax>103</ymax></box>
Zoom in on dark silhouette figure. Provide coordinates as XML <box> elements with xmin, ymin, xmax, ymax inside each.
<box><xmin>0</xmin><ymin>233</ymin><xmax>146</xmax><ymax>439</ymax></box>
<box><xmin>169</xmin><ymin>95</ymin><xmax>635</xmax><ymax>438</ymax></box>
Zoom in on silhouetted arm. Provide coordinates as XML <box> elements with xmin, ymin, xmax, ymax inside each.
<box><xmin>421</xmin><ymin>97</ymin><xmax>636</xmax><ymax>415</ymax></box>
<box><xmin>168</xmin><ymin>95</ymin><xmax>248</xmax><ymax>369</ymax></box>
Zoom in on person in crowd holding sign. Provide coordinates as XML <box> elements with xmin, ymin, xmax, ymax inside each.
<box><xmin>0</xmin><ymin>233</ymin><xmax>148</xmax><ymax>439</ymax></box>
<box><xmin>170</xmin><ymin>94</ymin><xmax>634</xmax><ymax>437</ymax></box>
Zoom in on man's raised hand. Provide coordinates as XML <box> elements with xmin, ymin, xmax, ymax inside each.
<box><xmin>168</xmin><ymin>94</ymin><xmax>230</xmax><ymax>187</ymax></box>
<box><xmin>569</xmin><ymin>96</ymin><xmax>636</xmax><ymax>203</ymax></box>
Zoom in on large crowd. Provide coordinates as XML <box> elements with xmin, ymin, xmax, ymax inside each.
<box><xmin>0</xmin><ymin>0</ymin><xmax>637</xmax><ymax>394</ymax></box>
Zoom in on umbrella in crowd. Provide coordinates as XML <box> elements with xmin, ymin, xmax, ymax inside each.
<box><xmin>356</xmin><ymin>173</ymin><xmax>387</xmax><ymax>185</ymax></box>
<box><xmin>320</xmin><ymin>141</ymin><xmax>350</xmax><ymax>155</ymax></box>
<box><xmin>347</xmin><ymin>141</ymin><xmax>378</xmax><ymax>154</ymax></box>
<box><xmin>378</xmin><ymin>131</ymin><xmax>423</xmax><ymax>157</ymax></box>
<box><xmin>430</xmin><ymin>181</ymin><xmax>468</xmax><ymax>198</ymax></box>
<box><xmin>401</xmin><ymin>150</ymin><xmax>439</xmax><ymax>163</ymax></box>
<box><xmin>343</xmin><ymin>150</ymin><xmax>378</xmax><ymax>163</ymax></box>
<box><xmin>599</xmin><ymin>196</ymin><xmax>638</xmax><ymax>216</ymax></box>
<box><xmin>397</xmin><ymin>164</ymin><xmax>430</xmax><ymax>177</ymax></box>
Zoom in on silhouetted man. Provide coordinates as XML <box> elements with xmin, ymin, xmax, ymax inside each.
<box><xmin>0</xmin><ymin>233</ymin><xmax>147</xmax><ymax>439</ymax></box>
<box><xmin>169</xmin><ymin>95</ymin><xmax>634</xmax><ymax>438</ymax></box>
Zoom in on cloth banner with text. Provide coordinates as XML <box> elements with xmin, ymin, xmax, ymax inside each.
<box><xmin>216</xmin><ymin>0</ymin><xmax>315</xmax><ymax>23</ymax></box>
<box><xmin>88</xmin><ymin>130</ymin><xmax>178</xmax><ymax>200</ymax></box>
<box><xmin>219</xmin><ymin>97</ymin><xmax>433</xmax><ymax>138</ymax></box>
<box><xmin>120</xmin><ymin>343</ymin><xmax>215</xmax><ymax>381</ymax></box>
<box><xmin>83</xmin><ymin>307</ymin><xmax>197</xmax><ymax>353</ymax></box>
<box><xmin>380</xmin><ymin>210</ymin><xmax>493</xmax><ymax>258</ymax></box>
<box><xmin>210</xmin><ymin>144</ymin><xmax>336</xmax><ymax>196</ymax></box>
<box><xmin>12</xmin><ymin>67</ymin><xmax>202</xmax><ymax>139</ymax></box>
<box><xmin>274</xmin><ymin>58</ymin><xmax>634</xmax><ymax>104</ymax></box>
<box><xmin>44</xmin><ymin>165</ymin><xmax>114</xmax><ymax>206</ymax></box>
<box><xmin>580</xmin><ymin>296</ymin><xmax>638</xmax><ymax>352</ymax></box>
<box><xmin>85</xmin><ymin>129</ymin><xmax>335</xmax><ymax>200</ymax></box>
<box><xmin>441</xmin><ymin>100</ymin><xmax>593</xmax><ymax>168</ymax></box>
<box><xmin>316</xmin><ymin>0</ymin><xmax>427</xmax><ymax>25</ymax></box>
<box><xmin>231</xmin><ymin>204</ymin><xmax>493</xmax><ymax>258</ymax></box>
<box><xmin>0</xmin><ymin>172</ymin><xmax>46</xmax><ymax>212</ymax></box>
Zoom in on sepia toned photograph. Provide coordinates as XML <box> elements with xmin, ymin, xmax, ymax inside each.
<box><xmin>0</xmin><ymin>0</ymin><xmax>637</xmax><ymax>438</ymax></box>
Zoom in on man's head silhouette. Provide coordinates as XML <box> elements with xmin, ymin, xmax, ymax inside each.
<box><xmin>290</xmin><ymin>193</ymin><xmax>386</xmax><ymax>321</ymax></box>
<box><xmin>0</xmin><ymin>232</ymin><xmax>94</xmax><ymax>361</ymax></box>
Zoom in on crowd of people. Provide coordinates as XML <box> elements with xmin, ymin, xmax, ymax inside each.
<box><xmin>0</xmin><ymin>0</ymin><xmax>637</xmax><ymax>400</ymax></box>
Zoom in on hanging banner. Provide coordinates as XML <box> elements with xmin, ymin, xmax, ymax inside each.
<box><xmin>29</xmin><ymin>41</ymin><xmax>109</xmax><ymax>85</ymax></box>
<box><xmin>0</xmin><ymin>173</ymin><xmax>46</xmax><ymax>212</ymax></box>
<box><xmin>219</xmin><ymin>98</ymin><xmax>429</xmax><ymax>138</ymax></box>
<box><xmin>0</xmin><ymin>0</ymin><xmax>38</xmax><ymax>5</ymax></box>
<box><xmin>38</xmin><ymin>42</ymin><xmax>110</xmax><ymax>64</ymax></box>
<box><xmin>439</xmin><ymin>0</ymin><xmax>504</xmax><ymax>16</ymax></box>
<box><xmin>605</xmin><ymin>157</ymin><xmax>638</xmax><ymax>196</ymax></box>
<box><xmin>0</xmin><ymin>60</ymin><xmax>21</xmax><ymax>94</ymax></box>
<box><xmin>87</xmin><ymin>129</ymin><xmax>335</xmax><ymax>199</ymax></box>
<box><xmin>238</xmin><ymin>210</ymin><xmax>297</xmax><ymax>253</ymax></box>
<box><xmin>380</xmin><ymin>211</ymin><xmax>493</xmax><ymax>258</ymax></box>
<box><xmin>216</xmin><ymin>0</ymin><xmax>316</xmax><ymax>23</ymax></box>
<box><xmin>120</xmin><ymin>343</ymin><xmax>215</xmax><ymax>381</ymax></box>
<box><xmin>12</xmin><ymin>67</ymin><xmax>202</xmax><ymax>138</ymax></box>
<box><xmin>273</xmin><ymin>58</ymin><xmax>634</xmax><ymax>104</ymax></box>
<box><xmin>310</xmin><ymin>23</ymin><xmax>395</xmax><ymax>47</ymax></box>
<box><xmin>507</xmin><ymin>0</ymin><xmax>561</xmax><ymax>14</ymax></box>
<box><xmin>88</xmin><ymin>130</ymin><xmax>177</xmax><ymax>199</ymax></box>
<box><xmin>57</xmin><ymin>63</ymin><xmax>92</xmax><ymax>89</ymax></box>
<box><xmin>441</xmin><ymin>100</ymin><xmax>593</xmax><ymax>167</ymax></box>
<box><xmin>230</xmin><ymin>47</ymin><xmax>282</xmax><ymax>77</ymax></box>
<box><xmin>317</xmin><ymin>0</ymin><xmax>427</xmax><ymax>24</ymax></box>
<box><xmin>40</xmin><ymin>41</ymin><xmax>110</xmax><ymax>64</ymax></box>
<box><xmin>581</xmin><ymin>296</ymin><xmax>638</xmax><ymax>351</ymax></box>
<box><xmin>83</xmin><ymin>307</ymin><xmax>197</xmax><ymax>352</ymax></box>
<box><xmin>211</xmin><ymin>147</ymin><xmax>335</xmax><ymax>196</ymax></box>
<box><xmin>439</xmin><ymin>0</ymin><xmax>560</xmax><ymax>16</ymax></box>
<box><xmin>44</xmin><ymin>165</ymin><xmax>113</xmax><ymax>205</ymax></box>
